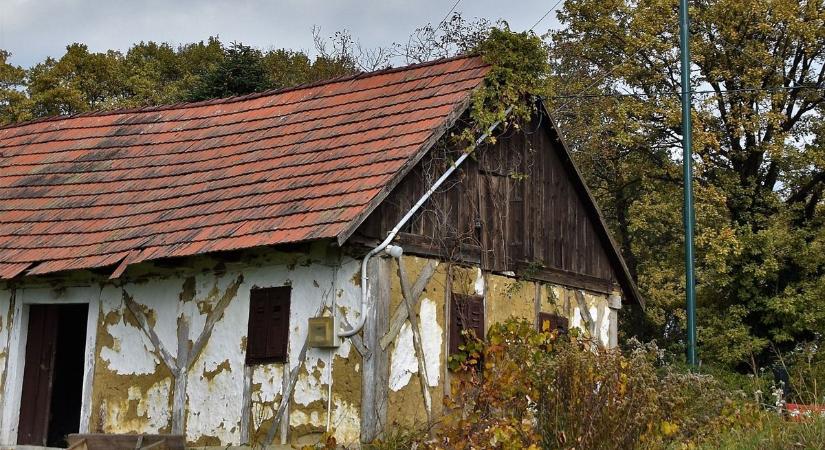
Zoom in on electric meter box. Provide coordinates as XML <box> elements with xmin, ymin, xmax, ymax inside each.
<box><xmin>307</xmin><ymin>316</ymin><xmax>341</xmax><ymax>348</ymax></box>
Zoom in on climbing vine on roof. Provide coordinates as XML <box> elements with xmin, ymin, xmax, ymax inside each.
<box><xmin>459</xmin><ymin>27</ymin><xmax>551</xmax><ymax>147</ymax></box>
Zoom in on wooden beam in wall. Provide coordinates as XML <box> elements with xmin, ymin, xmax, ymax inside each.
<box><xmin>360</xmin><ymin>257</ymin><xmax>390</xmax><ymax>443</ymax></box>
<box><xmin>513</xmin><ymin>261</ymin><xmax>617</xmax><ymax>295</ymax></box>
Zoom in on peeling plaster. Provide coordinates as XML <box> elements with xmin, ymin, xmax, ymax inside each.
<box><xmin>330</xmin><ymin>396</ymin><xmax>360</xmax><ymax>443</ymax></box>
<box><xmin>142</xmin><ymin>380</ymin><xmax>173</xmax><ymax>431</ymax></box>
<box><xmin>565</xmin><ymin>290</ymin><xmax>612</xmax><ymax>346</ymax></box>
<box><xmin>599</xmin><ymin>303</ymin><xmax>611</xmax><ymax>344</ymax></box>
<box><xmin>388</xmin><ymin>298</ymin><xmax>442</xmax><ymax>391</ymax></box>
<box><xmin>389</xmin><ymin>323</ymin><xmax>416</xmax><ymax>391</ymax></box>
<box><xmin>293</xmin><ymin>367</ymin><xmax>325</xmax><ymax>406</ymax></box>
<box><xmin>0</xmin><ymin>247</ymin><xmax>619</xmax><ymax>447</ymax></box>
<box><xmin>99</xmin><ymin>317</ymin><xmax>160</xmax><ymax>375</ymax></box>
<box><xmin>419</xmin><ymin>299</ymin><xmax>442</xmax><ymax>387</ymax></box>
<box><xmin>84</xmin><ymin>248</ymin><xmax>362</xmax><ymax>446</ymax></box>
<box><xmin>474</xmin><ymin>268</ymin><xmax>485</xmax><ymax>296</ymax></box>
<box><xmin>571</xmin><ymin>306</ymin><xmax>583</xmax><ymax>330</ymax></box>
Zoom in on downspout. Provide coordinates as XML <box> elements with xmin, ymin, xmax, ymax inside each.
<box><xmin>339</xmin><ymin>106</ymin><xmax>513</xmax><ymax>338</ymax></box>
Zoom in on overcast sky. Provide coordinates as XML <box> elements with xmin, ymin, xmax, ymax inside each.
<box><xmin>1</xmin><ymin>0</ymin><xmax>562</xmax><ymax>68</ymax></box>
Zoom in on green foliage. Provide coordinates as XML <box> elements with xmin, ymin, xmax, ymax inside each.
<box><xmin>0</xmin><ymin>36</ymin><xmax>357</xmax><ymax>125</ymax></box>
<box><xmin>696</xmin><ymin>412</ymin><xmax>825</xmax><ymax>450</ymax></box>
<box><xmin>548</xmin><ymin>0</ymin><xmax>825</xmax><ymax>368</ymax></box>
<box><xmin>0</xmin><ymin>49</ymin><xmax>30</xmax><ymax>124</ymax></box>
<box><xmin>376</xmin><ymin>319</ymin><xmax>823</xmax><ymax>450</ymax></box>
<box><xmin>188</xmin><ymin>41</ymin><xmax>269</xmax><ymax>100</ymax></box>
<box><xmin>382</xmin><ymin>319</ymin><xmax>777</xmax><ymax>449</ymax></box>
<box><xmin>119</xmin><ymin>38</ymin><xmax>222</xmax><ymax>106</ymax></box>
<box><xmin>27</xmin><ymin>43</ymin><xmax>125</xmax><ymax>116</ymax></box>
<box><xmin>467</xmin><ymin>27</ymin><xmax>550</xmax><ymax>140</ymax></box>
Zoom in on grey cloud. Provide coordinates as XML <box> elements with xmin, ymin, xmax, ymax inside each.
<box><xmin>1</xmin><ymin>0</ymin><xmax>561</xmax><ymax>67</ymax></box>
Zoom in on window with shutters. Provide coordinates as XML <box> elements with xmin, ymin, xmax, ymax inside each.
<box><xmin>537</xmin><ymin>312</ymin><xmax>569</xmax><ymax>334</ymax></box>
<box><xmin>246</xmin><ymin>286</ymin><xmax>291</xmax><ymax>365</ymax></box>
<box><xmin>449</xmin><ymin>293</ymin><xmax>485</xmax><ymax>355</ymax></box>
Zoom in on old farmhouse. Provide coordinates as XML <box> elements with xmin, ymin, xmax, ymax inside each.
<box><xmin>0</xmin><ymin>55</ymin><xmax>640</xmax><ymax>448</ymax></box>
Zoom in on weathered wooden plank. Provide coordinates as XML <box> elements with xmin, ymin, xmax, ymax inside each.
<box><xmin>67</xmin><ymin>434</ymin><xmax>185</xmax><ymax>450</ymax></box>
<box><xmin>361</xmin><ymin>257</ymin><xmax>391</xmax><ymax>443</ymax></box>
<box><xmin>514</xmin><ymin>261</ymin><xmax>615</xmax><ymax>295</ymax></box>
<box><xmin>350</xmin><ymin>111</ymin><xmax>641</xmax><ymax>304</ymax></box>
<box><xmin>173</xmin><ymin>318</ymin><xmax>189</xmax><ymax>435</ymax></box>
<box><xmin>240</xmin><ymin>365</ymin><xmax>253</xmax><ymax>444</ymax></box>
<box><xmin>279</xmin><ymin>360</ymin><xmax>289</xmax><ymax>445</ymax></box>
<box><xmin>443</xmin><ymin>264</ymin><xmax>454</xmax><ymax>398</ymax></box>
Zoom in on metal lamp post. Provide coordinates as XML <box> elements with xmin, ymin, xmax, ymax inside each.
<box><xmin>678</xmin><ymin>0</ymin><xmax>697</xmax><ymax>366</ymax></box>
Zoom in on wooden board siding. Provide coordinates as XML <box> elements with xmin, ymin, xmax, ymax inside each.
<box><xmin>354</xmin><ymin>111</ymin><xmax>621</xmax><ymax>295</ymax></box>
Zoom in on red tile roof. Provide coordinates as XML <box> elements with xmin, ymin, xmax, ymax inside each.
<box><xmin>0</xmin><ymin>55</ymin><xmax>490</xmax><ymax>279</ymax></box>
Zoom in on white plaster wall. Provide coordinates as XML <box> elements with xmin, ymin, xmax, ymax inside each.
<box><xmin>183</xmin><ymin>273</ymin><xmax>249</xmax><ymax>445</ymax></box>
<box><xmin>93</xmin><ymin>251</ymin><xmax>363</xmax><ymax>446</ymax></box>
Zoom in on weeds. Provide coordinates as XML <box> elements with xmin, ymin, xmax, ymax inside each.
<box><xmin>402</xmin><ymin>320</ymin><xmax>822</xmax><ymax>449</ymax></box>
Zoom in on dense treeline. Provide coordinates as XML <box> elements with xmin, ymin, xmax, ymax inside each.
<box><xmin>0</xmin><ymin>37</ymin><xmax>358</xmax><ymax>125</ymax></box>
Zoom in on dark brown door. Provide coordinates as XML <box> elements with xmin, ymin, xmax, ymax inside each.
<box><xmin>18</xmin><ymin>304</ymin><xmax>60</xmax><ymax>445</ymax></box>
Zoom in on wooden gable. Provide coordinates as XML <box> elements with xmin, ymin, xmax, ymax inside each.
<box><xmin>353</xmin><ymin>102</ymin><xmax>641</xmax><ymax>306</ymax></box>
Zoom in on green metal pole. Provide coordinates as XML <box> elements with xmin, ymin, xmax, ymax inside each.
<box><xmin>678</xmin><ymin>0</ymin><xmax>697</xmax><ymax>366</ymax></box>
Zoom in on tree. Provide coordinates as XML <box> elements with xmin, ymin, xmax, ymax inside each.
<box><xmin>0</xmin><ymin>50</ymin><xmax>30</xmax><ymax>125</ymax></box>
<box><xmin>0</xmin><ymin>35</ymin><xmax>358</xmax><ymax>122</ymax></box>
<box><xmin>547</xmin><ymin>0</ymin><xmax>825</xmax><ymax>368</ymax></box>
<box><xmin>121</xmin><ymin>41</ymin><xmax>190</xmax><ymax>107</ymax></box>
<box><xmin>27</xmin><ymin>43</ymin><xmax>126</xmax><ymax>116</ymax></box>
<box><xmin>188</xmin><ymin>41</ymin><xmax>269</xmax><ymax>100</ymax></box>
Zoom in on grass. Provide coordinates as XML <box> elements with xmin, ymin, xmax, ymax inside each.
<box><xmin>697</xmin><ymin>414</ymin><xmax>825</xmax><ymax>450</ymax></box>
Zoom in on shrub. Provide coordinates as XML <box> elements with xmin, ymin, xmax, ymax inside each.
<box><xmin>359</xmin><ymin>319</ymin><xmax>822</xmax><ymax>449</ymax></box>
<box><xmin>427</xmin><ymin>320</ymin><xmax>753</xmax><ymax>449</ymax></box>
<box><xmin>781</xmin><ymin>341</ymin><xmax>825</xmax><ymax>405</ymax></box>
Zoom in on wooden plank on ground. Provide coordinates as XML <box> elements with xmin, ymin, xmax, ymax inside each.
<box><xmin>67</xmin><ymin>434</ymin><xmax>185</xmax><ymax>450</ymax></box>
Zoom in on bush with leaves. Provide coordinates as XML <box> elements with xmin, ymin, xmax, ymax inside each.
<box><xmin>423</xmin><ymin>320</ymin><xmax>756</xmax><ymax>450</ymax></box>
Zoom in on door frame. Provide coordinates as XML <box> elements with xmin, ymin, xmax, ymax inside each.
<box><xmin>0</xmin><ymin>285</ymin><xmax>101</xmax><ymax>446</ymax></box>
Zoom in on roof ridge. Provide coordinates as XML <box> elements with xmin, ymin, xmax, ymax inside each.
<box><xmin>0</xmin><ymin>53</ymin><xmax>482</xmax><ymax>132</ymax></box>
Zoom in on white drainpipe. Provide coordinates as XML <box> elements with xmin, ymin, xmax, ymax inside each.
<box><xmin>339</xmin><ymin>106</ymin><xmax>513</xmax><ymax>338</ymax></box>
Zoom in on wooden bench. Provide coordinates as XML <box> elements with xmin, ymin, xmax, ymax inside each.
<box><xmin>66</xmin><ymin>434</ymin><xmax>186</xmax><ymax>450</ymax></box>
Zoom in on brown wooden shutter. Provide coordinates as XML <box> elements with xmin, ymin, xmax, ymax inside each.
<box><xmin>537</xmin><ymin>312</ymin><xmax>569</xmax><ymax>333</ymax></box>
<box><xmin>450</xmin><ymin>293</ymin><xmax>485</xmax><ymax>355</ymax></box>
<box><xmin>246</xmin><ymin>286</ymin><xmax>291</xmax><ymax>364</ymax></box>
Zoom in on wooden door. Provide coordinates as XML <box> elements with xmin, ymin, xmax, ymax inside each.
<box><xmin>18</xmin><ymin>304</ymin><xmax>60</xmax><ymax>445</ymax></box>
